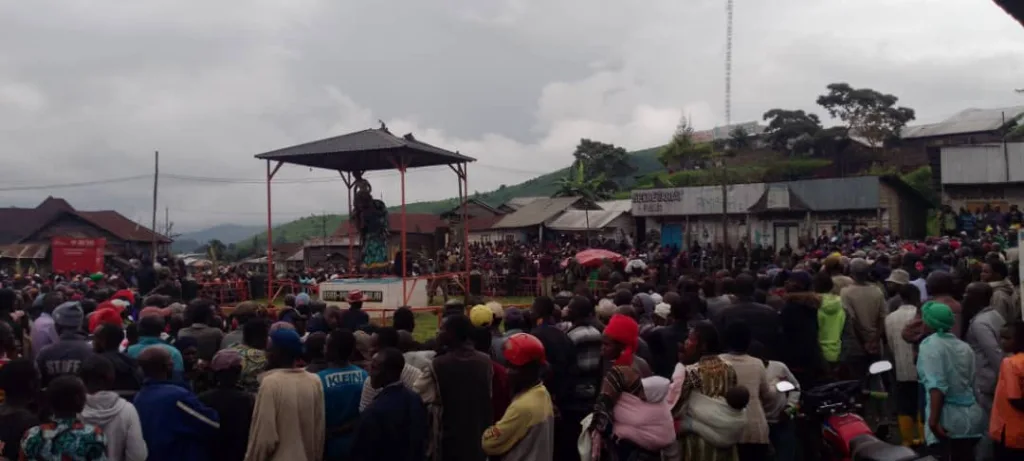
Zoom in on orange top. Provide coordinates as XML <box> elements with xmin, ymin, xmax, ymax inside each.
<box><xmin>989</xmin><ymin>353</ymin><xmax>1024</xmax><ymax>448</ymax></box>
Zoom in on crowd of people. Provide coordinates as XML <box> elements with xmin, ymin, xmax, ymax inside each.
<box><xmin>0</xmin><ymin>224</ymin><xmax>1023</xmax><ymax>461</ymax></box>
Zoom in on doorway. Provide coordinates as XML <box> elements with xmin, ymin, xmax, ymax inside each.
<box><xmin>773</xmin><ymin>223</ymin><xmax>799</xmax><ymax>250</ymax></box>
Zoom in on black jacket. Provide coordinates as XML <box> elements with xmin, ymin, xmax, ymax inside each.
<box><xmin>101</xmin><ymin>351</ymin><xmax>143</xmax><ymax>394</ymax></box>
<box><xmin>530</xmin><ymin>323</ymin><xmax>576</xmax><ymax>406</ymax></box>
<box><xmin>779</xmin><ymin>292</ymin><xmax>826</xmax><ymax>384</ymax></box>
<box><xmin>713</xmin><ymin>300</ymin><xmax>782</xmax><ymax>361</ymax></box>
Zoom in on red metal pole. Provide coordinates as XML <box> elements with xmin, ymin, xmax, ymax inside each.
<box><xmin>400</xmin><ymin>164</ymin><xmax>408</xmax><ymax>304</ymax></box>
<box><xmin>345</xmin><ymin>174</ymin><xmax>354</xmax><ymax>273</ymax></box>
<box><xmin>265</xmin><ymin>159</ymin><xmax>274</xmax><ymax>302</ymax></box>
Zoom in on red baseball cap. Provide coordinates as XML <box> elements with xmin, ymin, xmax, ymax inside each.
<box><xmin>346</xmin><ymin>290</ymin><xmax>364</xmax><ymax>303</ymax></box>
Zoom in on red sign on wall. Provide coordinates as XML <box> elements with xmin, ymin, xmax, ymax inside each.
<box><xmin>51</xmin><ymin>237</ymin><xmax>106</xmax><ymax>274</ymax></box>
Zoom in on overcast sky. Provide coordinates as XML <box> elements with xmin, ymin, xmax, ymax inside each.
<box><xmin>1</xmin><ymin>0</ymin><xmax>1021</xmax><ymax>232</ymax></box>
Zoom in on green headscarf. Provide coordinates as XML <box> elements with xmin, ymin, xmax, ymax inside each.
<box><xmin>921</xmin><ymin>301</ymin><xmax>954</xmax><ymax>333</ymax></box>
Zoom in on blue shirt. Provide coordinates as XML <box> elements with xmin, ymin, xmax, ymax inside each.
<box><xmin>317</xmin><ymin>365</ymin><xmax>368</xmax><ymax>459</ymax></box>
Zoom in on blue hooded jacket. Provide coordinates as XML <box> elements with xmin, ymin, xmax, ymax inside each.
<box><xmin>133</xmin><ymin>380</ymin><xmax>220</xmax><ymax>461</ymax></box>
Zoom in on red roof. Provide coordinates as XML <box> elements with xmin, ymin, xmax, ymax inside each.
<box><xmin>0</xmin><ymin>197</ymin><xmax>170</xmax><ymax>244</ymax></box>
<box><xmin>333</xmin><ymin>213</ymin><xmax>447</xmax><ymax>236</ymax></box>
<box><xmin>76</xmin><ymin>210</ymin><xmax>171</xmax><ymax>243</ymax></box>
<box><xmin>466</xmin><ymin>215</ymin><xmax>503</xmax><ymax>231</ymax></box>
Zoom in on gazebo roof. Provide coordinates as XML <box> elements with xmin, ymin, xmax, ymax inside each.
<box><xmin>255</xmin><ymin>126</ymin><xmax>476</xmax><ymax>172</ymax></box>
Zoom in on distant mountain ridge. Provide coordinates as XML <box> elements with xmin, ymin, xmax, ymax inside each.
<box><xmin>172</xmin><ymin>224</ymin><xmax>264</xmax><ymax>253</ymax></box>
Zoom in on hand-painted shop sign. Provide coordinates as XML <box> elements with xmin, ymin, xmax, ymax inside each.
<box><xmin>632</xmin><ymin>190</ymin><xmax>682</xmax><ymax>214</ymax></box>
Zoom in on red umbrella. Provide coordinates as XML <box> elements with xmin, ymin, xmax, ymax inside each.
<box><xmin>572</xmin><ymin>249</ymin><xmax>626</xmax><ymax>268</ymax></box>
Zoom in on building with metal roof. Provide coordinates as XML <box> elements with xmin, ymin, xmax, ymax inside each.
<box><xmin>480</xmin><ymin>196</ymin><xmax>589</xmax><ymax>242</ymax></box>
<box><xmin>0</xmin><ymin>197</ymin><xmax>171</xmax><ymax>262</ymax></box>
<box><xmin>501</xmin><ymin>196</ymin><xmax>545</xmax><ymax>211</ymax></box>
<box><xmin>938</xmin><ymin>142</ymin><xmax>1024</xmax><ymax>211</ymax></box>
<box><xmin>632</xmin><ymin>176</ymin><xmax>930</xmax><ymax>248</ymax></box>
<box><xmin>903</xmin><ymin>106</ymin><xmax>1024</xmax><ymax>140</ymax></box>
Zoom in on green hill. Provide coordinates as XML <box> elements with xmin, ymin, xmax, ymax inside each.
<box><xmin>231</xmin><ymin>146</ymin><xmax>663</xmax><ymax>254</ymax></box>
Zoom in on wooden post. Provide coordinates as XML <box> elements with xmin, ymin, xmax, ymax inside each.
<box><xmin>151</xmin><ymin>151</ymin><xmax>159</xmax><ymax>261</ymax></box>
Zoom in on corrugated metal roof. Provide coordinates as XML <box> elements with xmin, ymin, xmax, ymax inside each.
<box><xmin>503</xmin><ymin>196</ymin><xmax>545</xmax><ymax>210</ymax></box>
<box><xmin>286</xmin><ymin>249</ymin><xmax>304</xmax><ymax>262</ymax></box>
<box><xmin>547</xmin><ymin>209</ymin><xmax>627</xmax><ymax>231</ymax></box>
<box><xmin>0</xmin><ymin>243</ymin><xmax>49</xmax><ymax>259</ymax></box>
<box><xmin>783</xmin><ymin>176</ymin><xmax>879</xmax><ymax>211</ymax></box>
<box><xmin>631</xmin><ymin>176</ymin><xmax>883</xmax><ymax>216</ymax></box>
<box><xmin>902</xmin><ymin>106</ymin><xmax>1024</xmax><ymax>139</ymax></box>
<box><xmin>940</xmin><ymin>143</ymin><xmax>1024</xmax><ymax>184</ymax></box>
<box><xmin>596</xmin><ymin>199</ymin><xmax>632</xmax><ymax>213</ymax></box>
<box><xmin>691</xmin><ymin>121</ymin><xmax>767</xmax><ymax>143</ymax></box>
<box><xmin>76</xmin><ymin>210</ymin><xmax>172</xmax><ymax>243</ymax></box>
<box><xmin>255</xmin><ymin>128</ymin><xmax>476</xmax><ymax>171</ymax></box>
<box><xmin>492</xmin><ymin>196</ymin><xmax>583</xmax><ymax>229</ymax></box>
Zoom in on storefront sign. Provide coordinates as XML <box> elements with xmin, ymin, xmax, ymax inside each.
<box><xmin>51</xmin><ymin>237</ymin><xmax>105</xmax><ymax>274</ymax></box>
<box><xmin>631</xmin><ymin>189</ymin><xmax>683</xmax><ymax>215</ymax></box>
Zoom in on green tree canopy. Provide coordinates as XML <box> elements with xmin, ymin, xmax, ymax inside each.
<box><xmin>571</xmin><ymin>138</ymin><xmax>635</xmax><ymax>190</ymax></box>
<box><xmin>553</xmin><ymin>161</ymin><xmax>612</xmax><ymax>202</ymax></box>
<box><xmin>816</xmin><ymin>83</ymin><xmax>915</xmax><ymax>149</ymax></box>
<box><xmin>762</xmin><ymin>109</ymin><xmax>823</xmax><ymax>155</ymax></box>
<box><xmin>657</xmin><ymin>118</ymin><xmax>712</xmax><ymax>168</ymax></box>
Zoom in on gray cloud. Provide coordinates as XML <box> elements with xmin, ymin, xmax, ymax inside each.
<box><xmin>1</xmin><ymin>0</ymin><xmax>1021</xmax><ymax>231</ymax></box>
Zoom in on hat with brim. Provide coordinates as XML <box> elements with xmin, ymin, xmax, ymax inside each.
<box><xmin>885</xmin><ymin>269</ymin><xmax>910</xmax><ymax>285</ymax></box>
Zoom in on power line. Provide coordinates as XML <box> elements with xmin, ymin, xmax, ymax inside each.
<box><xmin>0</xmin><ymin>175</ymin><xmax>150</xmax><ymax>191</ymax></box>
<box><xmin>0</xmin><ymin>162</ymin><xmax>554</xmax><ymax>191</ymax></box>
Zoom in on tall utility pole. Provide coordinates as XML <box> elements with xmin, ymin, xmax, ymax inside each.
<box><xmin>720</xmin><ymin>0</ymin><xmax>734</xmax><ymax>267</ymax></box>
<box><xmin>725</xmin><ymin>0</ymin><xmax>734</xmax><ymax>126</ymax></box>
<box><xmin>151</xmin><ymin>151</ymin><xmax>159</xmax><ymax>261</ymax></box>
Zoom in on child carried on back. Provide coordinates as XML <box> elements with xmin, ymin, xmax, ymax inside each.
<box><xmin>608</xmin><ymin>376</ymin><xmax>677</xmax><ymax>452</ymax></box>
<box><xmin>681</xmin><ymin>385</ymin><xmax>750</xmax><ymax>448</ymax></box>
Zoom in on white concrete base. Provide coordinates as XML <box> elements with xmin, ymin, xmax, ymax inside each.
<box><xmin>318</xmin><ymin>277</ymin><xmax>428</xmax><ymax>311</ymax></box>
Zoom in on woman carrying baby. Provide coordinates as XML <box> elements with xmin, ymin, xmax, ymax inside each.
<box><xmin>669</xmin><ymin>321</ymin><xmax>744</xmax><ymax>461</ymax></box>
<box><xmin>587</xmin><ymin>314</ymin><xmax>675</xmax><ymax>461</ymax></box>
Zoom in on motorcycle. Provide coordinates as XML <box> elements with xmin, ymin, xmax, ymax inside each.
<box><xmin>775</xmin><ymin>360</ymin><xmax>936</xmax><ymax>461</ymax></box>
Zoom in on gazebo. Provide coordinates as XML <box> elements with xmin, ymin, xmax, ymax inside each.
<box><xmin>255</xmin><ymin>124</ymin><xmax>476</xmax><ymax>304</ymax></box>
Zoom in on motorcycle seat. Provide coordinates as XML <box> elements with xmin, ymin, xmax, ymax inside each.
<box><xmin>850</xmin><ymin>434</ymin><xmax>921</xmax><ymax>461</ymax></box>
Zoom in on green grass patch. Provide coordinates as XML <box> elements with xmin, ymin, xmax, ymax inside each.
<box><xmin>248</xmin><ymin>295</ymin><xmax>532</xmax><ymax>343</ymax></box>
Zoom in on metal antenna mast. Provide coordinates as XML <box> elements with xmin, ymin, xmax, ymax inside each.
<box><xmin>725</xmin><ymin>0</ymin><xmax>734</xmax><ymax>126</ymax></box>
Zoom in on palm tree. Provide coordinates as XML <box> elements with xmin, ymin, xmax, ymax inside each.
<box><xmin>553</xmin><ymin>161</ymin><xmax>610</xmax><ymax>241</ymax></box>
<box><xmin>207</xmin><ymin>239</ymin><xmax>227</xmax><ymax>265</ymax></box>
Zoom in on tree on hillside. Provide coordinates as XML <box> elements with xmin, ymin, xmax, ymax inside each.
<box><xmin>572</xmin><ymin>139</ymin><xmax>635</xmax><ymax>189</ymax></box>
<box><xmin>553</xmin><ymin>161</ymin><xmax>609</xmax><ymax>238</ymax></box>
<box><xmin>762</xmin><ymin>109</ymin><xmax>823</xmax><ymax>155</ymax></box>
<box><xmin>554</xmin><ymin>161</ymin><xmax>612</xmax><ymax>202</ymax></box>
<box><xmin>657</xmin><ymin>117</ymin><xmax>713</xmax><ymax>169</ymax></box>
<box><xmin>816</xmin><ymin>83</ymin><xmax>916</xmax><ymax>150</ymax></box>
<box><xmin>206</xmin><ymin>239</ymin><xmax>227</xmax><ymax>261</ymax></box>
<box><xmin>727</xmin><ymin>126</ymin><xmax>753</xmax><ymax>151</ymax></box>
